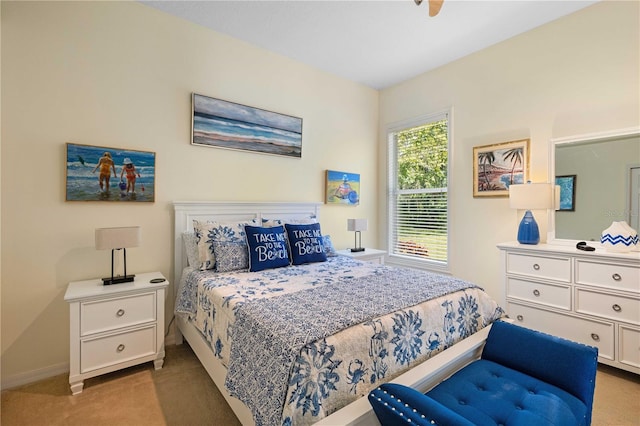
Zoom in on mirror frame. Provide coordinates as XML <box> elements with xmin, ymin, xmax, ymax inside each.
<box><xmin>547</xmin><ymin>126</ymin><xmax>640</xmax><ymax>246</ymax></box>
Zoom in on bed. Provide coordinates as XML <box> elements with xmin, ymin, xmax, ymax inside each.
<box><xmin>173</xmin><ymin>201</ymin><xmax>503</xmax><ymax>426</ymax></box>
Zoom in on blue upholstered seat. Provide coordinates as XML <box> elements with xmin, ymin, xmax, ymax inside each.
<box><xmin>368</xmin><ymin>321</ymin><xmax>598</xmax><ymax>426</ymax></box>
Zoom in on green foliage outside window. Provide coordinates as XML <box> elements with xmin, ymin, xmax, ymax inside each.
<box><xmin>392</xmin><ymin>118</ymin><xmax>449</xmax><ymax>262</ymax></box>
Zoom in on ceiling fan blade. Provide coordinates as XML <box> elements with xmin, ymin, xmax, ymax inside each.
<box><xmin>429</xmin><ymin>0</ymin><xmax>444</xmax><ymax>17</ymax></box>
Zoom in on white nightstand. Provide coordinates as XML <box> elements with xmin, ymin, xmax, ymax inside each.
<box><xmin>337</xmin><ymin>248</ymin><xmax>387</xmax><ymax>264</ymax></box>
<box><xmin>64</xmin><ymin>272</ymin><xmax>169</xmax><ymax>395</ymax></box>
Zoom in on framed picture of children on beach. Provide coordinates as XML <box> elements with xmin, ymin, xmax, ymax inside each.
<box><xmin>325</xmin><ymin>170</ymin><xmax>360</xmax><ymax>205</ymax></box>
<box><xmin>473</xmin><ymin>139</ymin><xmax>530</xmax><ymax>198</ymax></box>
<box><xmin>65</xmin><ymin>143</ymin><xmax>155</xmax><ymax>202</ymax></box>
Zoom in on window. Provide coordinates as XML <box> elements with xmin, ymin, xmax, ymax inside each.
<box><xmin>388</xmin><ymin>111</ymin><xmax>450</xmax><ymax>270</ymax></box>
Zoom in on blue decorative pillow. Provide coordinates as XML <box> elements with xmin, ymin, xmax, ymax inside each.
<box><xmin>322</xmin><ymin>235</ymin><xmax>338</xmax><ymax>257</ymax></box>
<box><xmin>193</xmin><ymin>220</ymin><xmax>250</xmax><ymax>271</ymax></box>
<box><xmin>285</xmin><ymin>223</ymin><xmax>328</xmax><ymax>265</ymax></box>
<box><xmin>245</xmin><ymin>225</ymin><xmax>290</xmax><ymax>272</ymax></box>
<box><xmin>212</xmin><ymin>241</ymin><xmax>249</xmax><ymax>272</ymax></box>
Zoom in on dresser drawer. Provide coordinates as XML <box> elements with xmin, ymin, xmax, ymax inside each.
<box><xmin>506</xmin><ymin>278</ymin><xmax>570</xmax><ymax>310</ymax></box>
<box><xmin>506</xmin><ymin>253</ymin><xmax>571</xmax><ymax>282</ymax></box>
<box><xmin>575</xmin><ymin>260</ymin><xmax>640</xmax><ymax>293</ymax></box>
<box><xmin>80</xmin><ymin>292</ymin><xmax>156</xmax><ymax>336</ymax></box>
<box><xmin>507</xmin><ymin>302</ymin><xmax>613</xmax><ymax>360</ymax></box>
<box><xmin>619</xmin><ymin>324</ymin><xmax>640</xmax><ymax>369</ymax></box>
<box><xmin>575</xmin><ymin>288</ymin><xmax>639</xmax><ymax>325</ymax></box>
<box><xmin>80</xmin><ymin>325</ymin><xmax>156</xmax><ymax>373</ymax></box>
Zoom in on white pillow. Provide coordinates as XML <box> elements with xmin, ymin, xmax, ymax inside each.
<box><xmin>182</xmin><ymin>232</ymin><xmax>199</xmax><ymax>267</ymax></box>
<box><xmin>261</xmin><ymin>215</ymin><xmax>318</xmax><ymax>226</ymax></box>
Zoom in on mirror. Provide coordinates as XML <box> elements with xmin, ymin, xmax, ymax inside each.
<box><xmin>549</xmin><ymin>128</ymin><xmax>640</xmax><ymax>243</ymax></box>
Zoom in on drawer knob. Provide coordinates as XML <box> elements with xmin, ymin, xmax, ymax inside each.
<box><xmin>533</xmin><ymin>264</ymin><xmax>540</xmax><ymax>271</ymax></box>
<box><xmin>612</xmin><ymin>304</ymin><xmax>622</xmax><ymax>312</ymax></box>
<box><xmin>116</xmin><ymin>309</ymin><xmax>125</xmax><ymax>317</ymax></box>
<box><xmin>533</xmin><ymin>289</ymin><xmax>540</xmax><ymax>297</ymax></box>
<box><xmin>591</xmin><ymin>333</ymin><xmax>600</xmax><ymax>342</ymax></box>
<box><xmin>117</xmin><ymin>344</ymin><xmax>125</xmax><ymax>352</ymax></box>
<box><xmin>612</xmin><ymin>273</ymin><xmax>622</xmax><ymax>281</ymax></box>
<box><xmin>516</xmin><ymin>315</ymin><xmax>524</xmax><ymax>321</ymax></box>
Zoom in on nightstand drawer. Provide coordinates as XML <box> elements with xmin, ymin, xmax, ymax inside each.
<box><xmin>506</xmin><ymin>278</ymin><xmax>570</xmax><ymax>310</ymax></box>
<box><xmin>575</xmin><ymin>260</ymin><xmax>640</xmax><ymax>293</ymax></box>
<box><xmin>81</xmin><ymin>325</ymin><xmax>156</xmax><ymax>373</ymax></box>
<box><xmin>81</xmin><ymin>292</ymin><xmax>156</xmax><ymax>336</ymax></box>
<box><xmin>506</xmin><ymin>253</ymin><xmax>571</xmax><ymax>282</ymax></box>
<box><xmin>575</xmin><ymin>288</ymin><xmax>639</xmax><ymax>325</ymax></box>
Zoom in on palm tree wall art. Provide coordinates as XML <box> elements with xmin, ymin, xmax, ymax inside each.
<box><xmin>473</xmin><ymin>139</ymin><xmax>530</xmax><ymax>197</ymax></box>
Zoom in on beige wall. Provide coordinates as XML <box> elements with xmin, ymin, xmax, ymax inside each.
<box><xmin>0</xmin><ymin>1</ymin><xmax>378</xmax><ymax>383</ymax></box>
<box><xmin>379</xmin><ymin>1</ymin><xmax>639</xmax><ymax>300</ymax></box>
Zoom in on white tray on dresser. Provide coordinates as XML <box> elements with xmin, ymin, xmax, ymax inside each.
<box><xmin>498</xmin><ymin>242</ymin><xmax>639</xmax><ymax>374</ymax></box>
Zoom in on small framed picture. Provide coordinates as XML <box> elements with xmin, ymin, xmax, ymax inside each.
<box><xmin>473</xmin><ymin>139</ymin><xmax>530</xmax><ymax>197</ymax></box>
<box><xmin>555</xmin><ymin>175</ymin><xmax>576</xmax><ymax>211</ymax></box>
<box><xmin>325</xmin><ymin>170</ymin><xmax>360</xmax><ymax>205</ymax></box>
<box><xmin>66</xmin><ymin>143</ymin><xmax>155</xmax><ymax>202</ymax></box>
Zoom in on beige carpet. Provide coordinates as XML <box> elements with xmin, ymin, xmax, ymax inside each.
<box><xmin>2</xmin><ymin>343</ymin><xmax>639</xmax><ymax>425</ymax></box>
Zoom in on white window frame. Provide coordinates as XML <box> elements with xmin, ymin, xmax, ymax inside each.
<box><xmin>386</xmin><ymin>109</ymin><xmax>452</xmax><ymax>274</ymax></box>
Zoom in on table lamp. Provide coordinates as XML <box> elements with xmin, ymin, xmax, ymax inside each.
<box><xmin>347</xmin><ymin>218</ymin><xmax>368</xmax><ymax>252</ymax></box>
<box><xmin>509</xmin><ymin>182</ymin><xmax>553</xmax><ymax>245</ymax></box>
<box><xmin>95</xmin><ymin>226</ymin><xmax>141</xmax><ymax>284</ymax></box>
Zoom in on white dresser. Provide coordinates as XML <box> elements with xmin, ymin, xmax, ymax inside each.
<box><xmin>64</xmin><ymin>272</ymin><xmax>169</xmax><ymax>394</ymax></box>
<box><xmin>498</xmin><ymin>242</ymin><xmax>639</xmax><ymax>374</ymax></box>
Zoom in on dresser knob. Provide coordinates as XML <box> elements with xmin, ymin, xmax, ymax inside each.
<box><xmin>591</xmin><ymin>333</ymin><xmax>600</xmax><ymax>342</ymax></box>
<box><xmin>116</xmin><ymin>309</ymin><xmax>125</xmax><ymax>317</ymax></box>
<box><xmin>612</xmin><ymin>304</ymin><xmax>622</xmax><ymax>312</ymax></box>
<box><xmin>533</xmin><ymin>264</ymin><xmax>540</xmax><ymax>271</ymax></box>
<box><xmin>533</xmin><ymin>289</ymin><xmax>540</xmax><ymax>297</ymax></box>
<box><xmin>612</xmin><ymin>273</ymin><xmax>621</xmax><ymax>281</ymax></box>
<box><xmin>117</xmin><ymin>344</ymin><xmax>125</xmax><ymax>352</ymax></box>
<box><xmin>516</xmin><ymin>315</ymin><xmax>524</xmax><ymax>321</ymax></box>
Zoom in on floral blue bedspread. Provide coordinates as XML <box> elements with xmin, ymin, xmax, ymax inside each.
<box><xmin>175</xmin><ymin>257</ymin><xmax>503</xmax><ymax>426</ymax></box>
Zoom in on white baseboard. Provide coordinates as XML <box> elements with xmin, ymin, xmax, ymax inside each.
<box><xmin>1</xmin><ymin>361</ymin><xmax>69</xmax><ymax>391</ymax></box>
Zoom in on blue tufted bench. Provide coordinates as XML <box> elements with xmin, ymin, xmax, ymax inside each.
<box><xmin>368</xmin><ymin>321</ymin><xmax>598</xmax><ymax>425</ymax></box>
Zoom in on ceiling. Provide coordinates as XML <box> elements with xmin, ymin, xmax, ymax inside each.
<box><xmin>140</xmin><ymin>0</ymin><xmax>599</xmax><ymax>90</ymax></box>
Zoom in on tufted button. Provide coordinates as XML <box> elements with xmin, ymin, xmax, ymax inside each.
<box><xmin>516</xmin><ymin>405</ymin><xmax>523</xmax><ymax>410</ymax></box>
<box><xmin>458</xmin><ymin>400</ymin><xmax>466</xmax><ymax>405</ymax></box>
<box><xmin>477</xmin><ymin>385</ymin><xmax>485</xmax><ymax>391</ymax></box>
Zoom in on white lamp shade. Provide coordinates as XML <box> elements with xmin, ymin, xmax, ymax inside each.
<box><xmin>347</xmin><ymin>219</ymin><xmax>368</xmax><ymax>232</ymax></box>
<box><xmin>95</xmin><ymin>226</ymin><xmax>141</xmax><ymax>250</ymax></box>
<box><xmin>509</xmin><ymin>183</ymin><xmax>554</xmax><ymax>210</ymax></box>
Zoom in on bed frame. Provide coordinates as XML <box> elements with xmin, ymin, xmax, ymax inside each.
<box><xmin>173</xmin><ymin>201</ymin><xmax>491</xmax><ymax>425</ymax></box>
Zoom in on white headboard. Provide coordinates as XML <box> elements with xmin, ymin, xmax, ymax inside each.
<box><xmin>173</xmin><ymin>201</ymin><xmax>322</xmax><ymax>296</ymax></box>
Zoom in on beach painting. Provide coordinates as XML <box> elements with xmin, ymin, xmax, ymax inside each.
<box><xmin>66</xmin><ymin>143</ymin><xmax>155</xmax><ymax>202</ymax></box>
<box><xmin>191</xmin><ymin>93</ymin><xmax>303</xmax><ymax>158</ymax></box>
<box><xmin>326</xmin><ymin>170</ymin><xmax>361</xmax><ymax>205</ymax></box>
<box><xmin>473</xmin><ymin>139</ymin><xmax>530</xmax><ymax>197</ymax></box>
<box><xmin>555</xmin><ymin>175</ymin><xmax>576</xmax><ymax>211</ymax></box>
